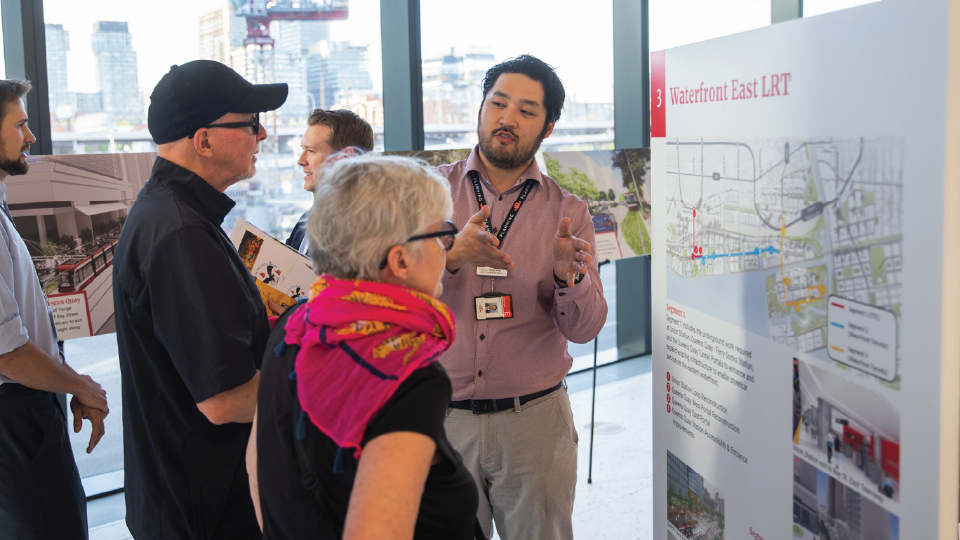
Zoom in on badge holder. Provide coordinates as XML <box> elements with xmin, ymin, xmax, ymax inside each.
<box><xmin>475</xmin><ymin>278</ymin><xmax>513</xmax><ymax>320</ymax></box>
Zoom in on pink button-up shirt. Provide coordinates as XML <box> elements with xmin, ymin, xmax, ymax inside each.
<box><xmin>437</xmin><ymin>147</ymin><xmax>608</xmax><ymax>401</ymax></box>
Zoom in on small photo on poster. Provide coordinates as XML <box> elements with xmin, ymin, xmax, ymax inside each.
<box><xmin>237</xmin><ymin>231</ymin><xmax>264</xmax><ymax>271</ymax></box>
<box><xmin>793</xmin><ymin>358</ymin><xmax>900</xmax><ymax>502</ymax></box>
<box><xmin>793</xmin><ymin>457</ymin><xmax>899</xmax><ymax>540</ymax></box>
<box><xmin>667</xmin><ymin>451</ymin><xmax>725</xmax><ymax>540</ymax></box>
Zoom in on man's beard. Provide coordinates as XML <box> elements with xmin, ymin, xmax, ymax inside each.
<box><xmin>477</xmin><ymin>126</ymin><xmax>546</xmax><ymax>171</ymax></box>
<box><xmin>0</xmin><ymin>148</ymin><xmax>29</xmax><ymax>176</ymax></box>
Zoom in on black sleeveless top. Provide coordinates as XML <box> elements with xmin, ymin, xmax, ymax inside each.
<box><xmin>256</xmin><ymin>305</ymin><xmax>478</xmax><ymax>539</ymax></box>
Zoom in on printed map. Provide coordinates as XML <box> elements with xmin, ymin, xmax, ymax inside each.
<box><xmin>664</xmin><ymin>138</ymin><xmax>903</xmax><ymax>384</ymax></box>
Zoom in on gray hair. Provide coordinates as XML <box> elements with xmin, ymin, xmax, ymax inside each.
<box><xmin>307</xmin><ymin>153</ymin><xmax>453</xmax><ymax>280</ymax></box>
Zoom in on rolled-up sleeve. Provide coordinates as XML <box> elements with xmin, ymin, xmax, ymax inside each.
<box><xmin>0</xmin><ymin>254</ymin><xmax>29</xmax><ymax>356</ymax></box>
<box><xmin>553</xmin><ymin>202</ymin><xmax>608</xmax><ymax>345</ymax></box>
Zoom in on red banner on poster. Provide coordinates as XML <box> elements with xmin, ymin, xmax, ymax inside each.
<box><xmin>651</xmin><ymin>50</ymin><xmax>666</xmax><ymax>138</ymax></box>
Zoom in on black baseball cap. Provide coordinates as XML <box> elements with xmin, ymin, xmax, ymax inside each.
<box><xmin>148</xmin><ymin>60</ymin><xmax>288</xmax><ymax>144</ymax></box>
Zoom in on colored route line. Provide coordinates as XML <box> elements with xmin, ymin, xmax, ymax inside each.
<box><xmin>689</xmin><ymin>206</ymin><xmax>780</xmax><ymax>263</ymax></box>
<box><xmin>686</xmin><ymin>208</ymin><xmax>824</xmax><ymax>313</ymax></box>
<box><xmin>778</xmin><ymin>213</ymin><xmax>825</xmax><ymax>312</ymax></box>
<box><xmin>830</xmin><ymin>345</ymin><xmax>845</xmax><ymax>354</ymax></box>
<box><xmin>693</xmin><ymin>245</ymin><xmax>780</xmax><ymax>262</ymax></box>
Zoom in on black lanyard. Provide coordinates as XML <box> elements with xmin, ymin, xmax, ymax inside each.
<box><xmin>469</xmin><ymin>171</ymin><xmax>535</xmax><ymax>248</ymax></box>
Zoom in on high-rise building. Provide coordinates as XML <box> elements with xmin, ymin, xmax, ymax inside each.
<box><xmin>199</xmin><ymin>2</ymin><xmax>246</xmax><ymax>67</ymax></box>
<box><xmin>275</xmin><ymin>20</ymin><xmax>328</xmax><ymax>57</ymax></box>
<box><xmin>306</xmin><ymin>41</ymin><xmax>374</xmax><ymax>110</ymax></box>
<box><xmin>421</xmin><ymin>48</ymin><xmax>495</xmax><ymax>125</ymax></box>
<box><xmin>91</xmin><ymin>21</ymin><xmax>141</xmax><ymax>116</ymax></box>
<box><xmin>45</xmin><ymin>24</ymin><xmax>74</xmax><ymax>116</ymax></box>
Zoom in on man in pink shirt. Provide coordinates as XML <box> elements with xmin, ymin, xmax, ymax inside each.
<box><xmin>437</xmin><ymin>55</ymin><xmax>608</xmax><ymax>540</ymax></box>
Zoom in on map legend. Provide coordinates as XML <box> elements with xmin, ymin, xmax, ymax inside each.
<box><xmin>826</xmin><ymin>295</ymin><xmax>897</xmax><ymax>381</ymax></box>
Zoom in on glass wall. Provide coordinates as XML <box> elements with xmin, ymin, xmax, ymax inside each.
<box><xmin>0</xmin><ymin>0</ymin><xmax>5</xmax><ymax>78</ymax></box>
<box><xmin>41</xmin><ymin>0</ymin><xmax>382</xmax><ymax>486</ymax></box>
<box><xmin>804</xmin><ymin>0</ymin><xmax>880</xmax><ymax>17</ymax></box>
<box><xmin>419</xmin><ymin>0</ymin><xmax>614</xmax><ymax>152</ymax></box>
<box><xmin>649</xmin><ymin>0</ymin><xmax>770</xmax><ymax>52</ymax></box>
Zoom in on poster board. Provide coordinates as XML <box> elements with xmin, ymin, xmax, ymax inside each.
<box><xmin>229</xmin><ymin>217</ymin><xmax>316</xmax><ymax>316</ymax></box>
<box><xmin>7</xmin><ymin>153</ymin><xmax>155</xmax><ymax>339</ymax></box>
<box><xmin>651</xmin><ymin>2</ymin><xmax>959</xmax><ymax>539</ymax></box>
<box><xmin>385</xmin><ymin>148</ymin><xmax>651</xmax><ymax>261</ymax></box>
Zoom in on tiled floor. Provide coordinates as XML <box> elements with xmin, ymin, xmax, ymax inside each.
<box><xmin>88</xmin><ymin>356</ymin><xmax>654</xmax><ymax>540</ymax></box>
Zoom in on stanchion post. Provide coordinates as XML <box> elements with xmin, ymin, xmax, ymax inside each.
<box><xmin>587</xmin><ymin>259</ymin><xmax>610</xmax><ymax>484</ymax></box>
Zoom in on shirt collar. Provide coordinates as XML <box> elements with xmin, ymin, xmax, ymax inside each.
<box><xmin>463</xmin><ymin>145</ymin><xmax>545</xmax><ymax>192</ymax></box>
<box><xmin>150</xmin><ymin>157</ymin><xmax>236</xmax><ymax>226</ymax></box>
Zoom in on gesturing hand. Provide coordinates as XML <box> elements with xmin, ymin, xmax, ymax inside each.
<box><xmin>553</xmin><ymin>217</ymin><xmax>592</xmax><ymax>288</ymax></box>
<box><xmin>445</xmin><ymin>206</ymin><xmax>515</xmax><ymax>273</ymax></box>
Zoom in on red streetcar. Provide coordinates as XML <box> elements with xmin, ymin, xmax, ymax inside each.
<box><xmin>56</xmin><ymin>239</ymin><xmax>118</xmax><ymax>293</ymax></box>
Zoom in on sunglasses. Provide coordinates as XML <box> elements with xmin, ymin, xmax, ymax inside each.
<box><xmin>379</xmin><ymin>220</ymin><xmax>458</xmax><ymax>270</ymax></box>
<box><xmin>189</xmin><ymin>112</ymin><xmax>260</xmax><ymax>138</ymax></box>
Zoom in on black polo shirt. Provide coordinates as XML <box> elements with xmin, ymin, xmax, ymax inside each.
<box><xmin>113</xmin><ymin>157</ymin><xmax>269</xmax><ymax>540</ymax></box>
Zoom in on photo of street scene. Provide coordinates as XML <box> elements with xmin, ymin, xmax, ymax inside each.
<box><xmin>667</xmin><ymin>451</ymin><xmax>725</xmax><ymax>540</ymax></box>
<box><xmin>387</xmin><ymin>148</ymin><xmax>651</xmax><ymax>261</ymax></box>
<box><xmin>544</xmin><ymin>148</ymin><xmax>650</xmax><ymax>260</ymax></box>
<box><xmin>793</xmin><ymin>457</ymin><xmax>899</xmax><ymax>540</ymax></box>
<box><xmin>10</xmin><ymin>153</ymin><xmax>155</xmax><ymax>339</ymax></box>
<box><xmin>793</xmin><ymin>358</ymin><xmax>900</xmax><ymax>502</ymax></box>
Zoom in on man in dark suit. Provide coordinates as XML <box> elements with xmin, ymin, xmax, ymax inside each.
<box><xmin>286</xmin><ymin>109</ymin><xmax>374</xmax><ymax>253</ymax></box>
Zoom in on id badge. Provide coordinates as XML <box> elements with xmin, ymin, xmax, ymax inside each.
<box><xmin>477</xmin><ymin>266</ymin><xmax>508</xmax><ymax>277</ymax></box>
<box><xmin>475</xmin><ymin>294</ymin><xmax>513</xmax><ymax>320</ymax></box>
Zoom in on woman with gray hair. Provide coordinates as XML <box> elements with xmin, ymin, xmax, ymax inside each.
<box><xmin>248</xmin><ymin>154</ymin><xmax>480</xmax><ymax>540</ymax></box>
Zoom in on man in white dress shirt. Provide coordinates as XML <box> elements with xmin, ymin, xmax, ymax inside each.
<box><xmin>0</xmin><ymin>79</ymin><xmax>109</xmax><ymax>539</ymax></box>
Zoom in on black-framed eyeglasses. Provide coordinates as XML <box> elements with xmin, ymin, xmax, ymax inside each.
<box><xmin>379</xmin><ymin>220</ymin><xmax>457</xmax><ymax>270</ymax></box>
<box><xmin>189</xmin><ymin>112</ymin><xmax>260</xmax><ymax>138</ymax></box>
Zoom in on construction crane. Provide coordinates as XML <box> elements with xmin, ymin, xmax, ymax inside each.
<box><xmin>234</xmin><ymin>0</ymin><xmax>349</xmax><ymax>46</ymax></box>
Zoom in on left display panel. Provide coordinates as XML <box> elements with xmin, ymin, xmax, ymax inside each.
<box><xmin>9</xmin><ymin>152</ymin><xmax>154</xmax><ymax>339</ymax></box>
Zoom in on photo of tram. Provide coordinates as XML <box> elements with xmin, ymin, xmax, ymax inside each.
<box><xmin>7</xmin><ymin>153</ymin><xmax>155</xmax><ymax>338</ymax></box>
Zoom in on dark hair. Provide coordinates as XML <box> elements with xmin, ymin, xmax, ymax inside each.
<box><xmin>480</xmin><ymin>55</ymin><xmax>565</xmax><ymax>126</ymax></box>
<box><xmin>307</xmin><ymin>109</ymin><xmax>375</xmax><ymax>152</ymax></box>
<box><xmin>0</xmin><ymin>79</ymin><xmax>31</xmax><ymax>124</ymax></box>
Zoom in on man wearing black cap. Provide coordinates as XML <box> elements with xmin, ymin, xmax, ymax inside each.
<box><xmin>112</xmin><ymin>60</ymin><xmax>287</xmax><ymax>540</ymax></box>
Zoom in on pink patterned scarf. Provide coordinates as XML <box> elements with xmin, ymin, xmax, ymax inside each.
<box><xmin>284</xmin><ymin>276</ymin><xmax>456</xmax><ymax>461</ymax></box>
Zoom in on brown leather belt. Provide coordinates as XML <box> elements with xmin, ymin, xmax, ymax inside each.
<box><xmin>449</xmin><ymin>382</ymin><xmax>563</xmax><ymax>414</ymax></box>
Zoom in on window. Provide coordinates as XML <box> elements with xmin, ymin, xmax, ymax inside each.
<box><xmin>649</xmin><ymin>0</ymin><xmax>770</xmax><ymax>52</ymax></box>
<box><xmin>0</xmin><ymin>0</ymin><xmax>5</xmax><ymax>78</ymax></box>
<box><xmin>419</xmin><ymin>0</ymin><xmax>614</xmax><ymax>152</ymax></box>
<box><xmin>803</xmin><ymin>0</ymin><xmax>880</xmax><ymax>17</ymax></box>
<box><xmin>41</xmin><ymin>0</ymin><xmax>384</xmax><ymax>489</ymax></box>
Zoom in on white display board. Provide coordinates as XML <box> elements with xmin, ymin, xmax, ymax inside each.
<box><xmin>651</xmin><ymin>2</ymin><xmax>960</xmax><ymax>539</ymax></box>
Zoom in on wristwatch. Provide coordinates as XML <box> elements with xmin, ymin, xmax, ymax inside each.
<box><xmin>554</xmin><ymin>271</ymin><xmax>584</xmax><ymax>287</ymax></box>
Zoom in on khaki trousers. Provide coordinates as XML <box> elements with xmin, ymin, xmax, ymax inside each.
<box><xmin>445</xmin><ymin>386</ymin><xmax>578</xmax><ymax>540</ymax></box>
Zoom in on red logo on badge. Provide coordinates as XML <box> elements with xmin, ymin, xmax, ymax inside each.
<box><xmin>513</xmin><ymin>202</ymin><xmax>521</xmax><ymax>211</ymax></box>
